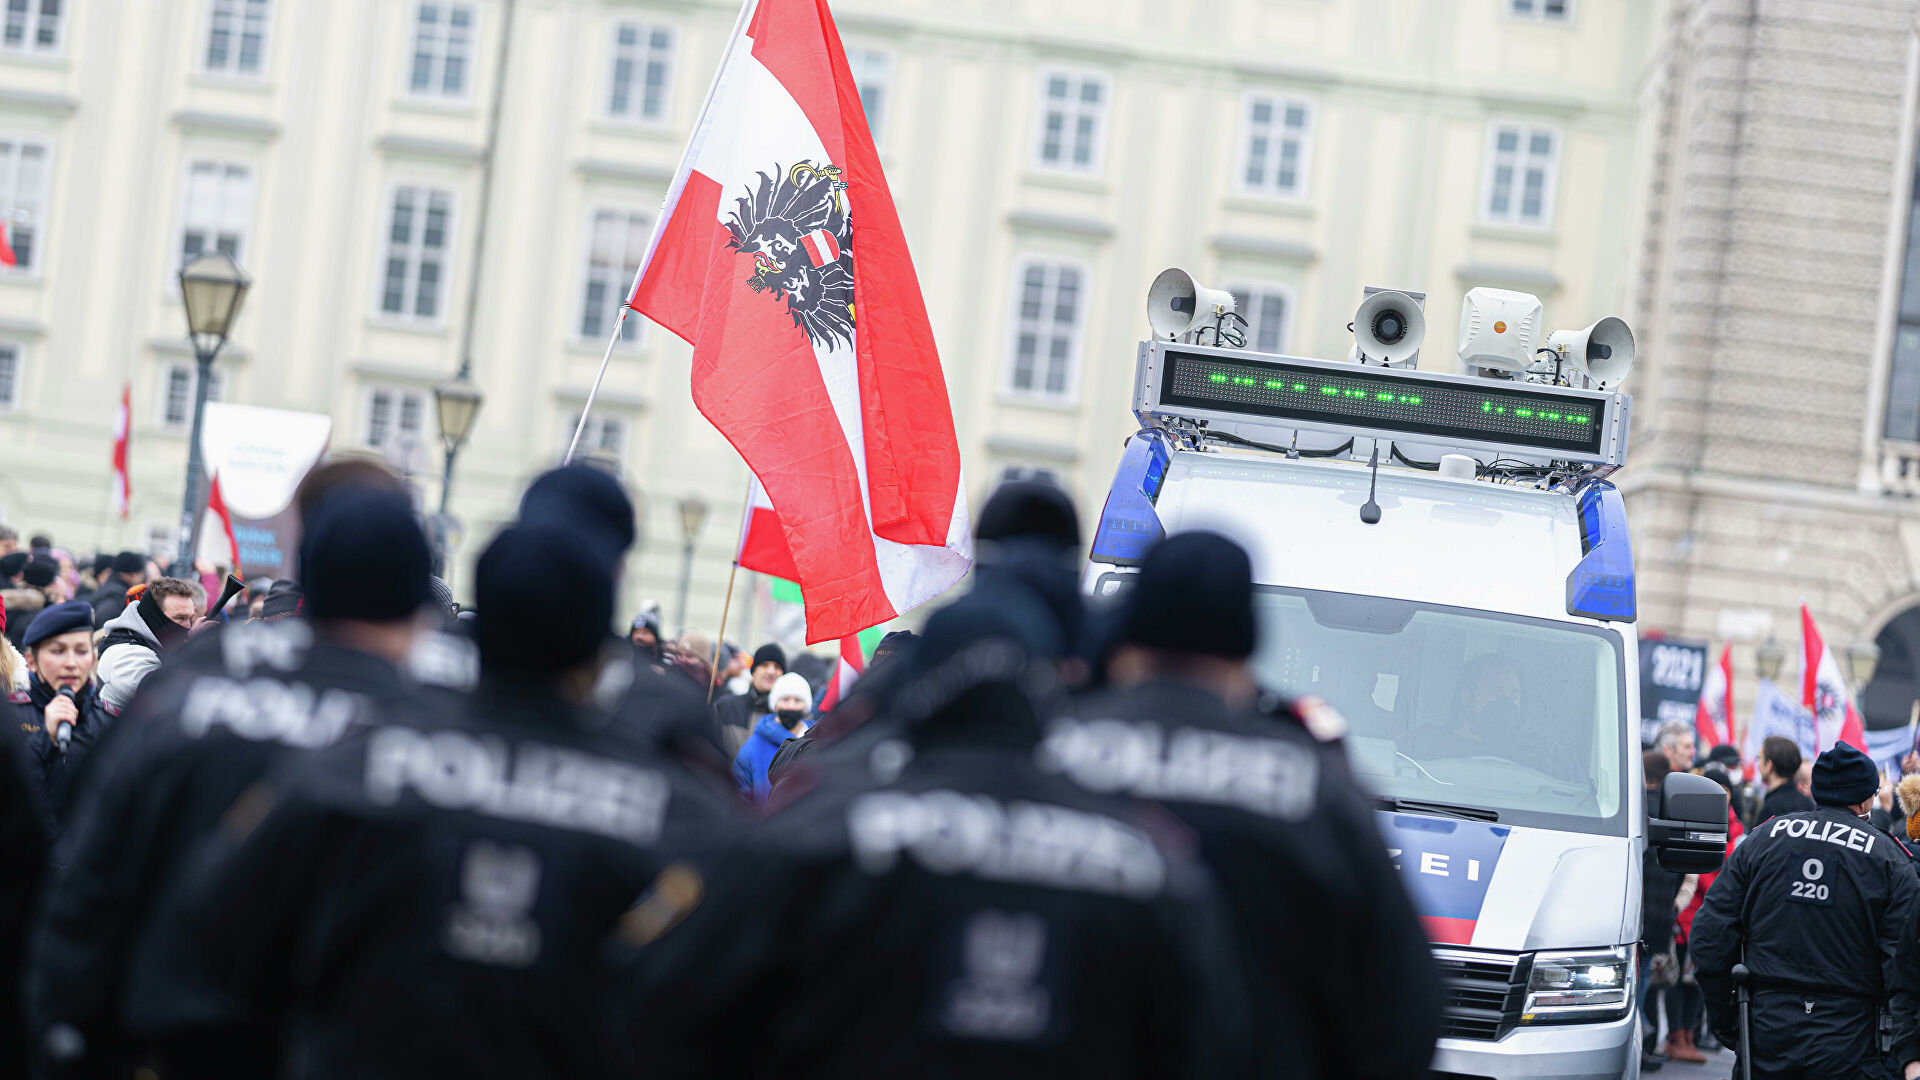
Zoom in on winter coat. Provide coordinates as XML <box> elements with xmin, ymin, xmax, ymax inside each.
<box><xmin>731</xmin><ymin>713</ymin><xmax>800</xmax><ymax>806</ymax></box>
<box><xmin>1759</xmin><ymin>781</ymin><xmax>1817</xmax><ymax>825</ymax></box>
<box><xmin>174</xmin><ymin>675</ymin><xmax>737</xmax><ymax>1080</ymax></box>
<box><xmin>94</xmin><ymin>600</ymin><xmax>163</xmax><ymax>714</ymax></box>
<box><xmin>86</xmin><ymin>576</ymin><xmax>138</xmax><ymax>628</ymax></box>
<box><xmin>711</xmin><ymin>686</ymin><xmax>767</xmax><ymax>756</ymax></box>
<box><xmin>9</xmin><ymin>675</ymin><xmax>112</xmax><ymax>827</ymax></box>
<box><xmin>0</xmin><ymin>587</ymin><xmax>46</xmax><ymax>649</ymax></box>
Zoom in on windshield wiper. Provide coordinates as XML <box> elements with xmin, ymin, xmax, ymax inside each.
<box><xmin>1377</xmin><ymin>796</ymin><xmax>1500</xmax><ymax>823</ymax></box>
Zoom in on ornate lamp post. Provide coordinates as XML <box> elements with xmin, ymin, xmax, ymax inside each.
<box><xmin>171</xmin><ymin>251</ymin><xmax>251</xmax><ymax>577</ymax></box>
<box><xmin>675</xmin><ymin>495</ymin><xmax>709</xmax><ymax>634</ymax></box>
<box><xmin>431</xmin><ymin>373</ymin><xmax>485</xmax><ymax>577</ymax></box>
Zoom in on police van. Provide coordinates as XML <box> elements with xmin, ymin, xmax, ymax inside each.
<box><xmin>1086</xmin><ymin>275</ymin><xmax>1729</xmax><ymax>1079</ymax></box>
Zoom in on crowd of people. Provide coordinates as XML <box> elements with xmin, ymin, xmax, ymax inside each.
<box><xmin>0</xmin><ymin>462</ymin><xmax>1446</xmax><ymax>1079</ymax></box>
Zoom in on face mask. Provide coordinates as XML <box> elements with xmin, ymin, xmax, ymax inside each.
<box><xmin>776</xmin><ymin>708</ymin><xmax>807</xmax><ymax>726</ymax></box>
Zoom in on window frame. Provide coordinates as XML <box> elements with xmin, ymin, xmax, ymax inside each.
<box><xmin>0</xmin><ymin>341</ymin><xmax>23</xmax><ymax>411</ymax></box>
<box><xmin>0</xmin><ymin>0</ymin><xmax>62</xmax><ymax>56</ymax></box>
<box><xmin>1479</xmin><ymin>120</ymin><xmax>1561</xmax><ymax>228</ymax></box>
<box><xmin>372</xmin><ymin>182</ymin><xmax>459</xmax><ymax>327</ymax></box>
<box><xmin>360</xmin><ymin>383</ymin><xmax>431</xmax><ymax>451</ymax></box>
<box><xmin>174</xmin><ymin>158</ymin><xmax>257</xmax><ymax>271</ymax></box>
<box><xmin>844</xmin><ymin>45</ymin><xmax>894</xmax><ymax>145</ymax></box>
<box><xmin>157</xmin><ymin>362</ymin><xmax>225</xmax><ymax>431</ymax></box>
<box><xmin>1235</xmin><ymin>93</ymin><xmax>1316</xmax><ymax>200</ymax></box>
<box><xmin>1508</xmin><ymin>0</ymin><xmax>1573</xmax><ymax>22</ymax></box>
<box><xmin>576</xmin><ymin>205</ymin><xmax>650</xmax><ymax>348</ymax></box>
<box><xmin>0</xmin><ymin>134</ymin><xmax>51</xmax><ymax>274</ymax></box>
<box><xmin>402</xmin><ymin>0</ymin><xmax>477</xmax><ymax>103</ymax></box>
<box><xmin>561</xmin><ymin>409</ymin><xmax>629</xmax><ymax>468</ymax></box>
<box><xmin>1000</xmin><ymin>254</ymin><xmax>1091</xmax><ymax>405</ymax></box>
<box><xmin>1224</xmin><ymin>280</ymin><xmax>1296</xmax><ymax>355</ymax></box>
<box><xmin>1030</xmin><ymin>67</ymin><xmax>1110</xmax><ymax>176</ymax></box>
<box><xmin>201</xmin><ymin>0</ymin><xmax>273</xmax><ymax>78</ymax></box>
<box><xmin>604</xmin><ymin>19</ymin><xmax>675</xmax><ymax>127</ymax></box>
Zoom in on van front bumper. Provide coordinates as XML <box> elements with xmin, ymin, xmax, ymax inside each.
<box><xmin>1430</xmin><ymin>1007</ymin><xmax>1637</xmax><ymax>1080</ymax></box>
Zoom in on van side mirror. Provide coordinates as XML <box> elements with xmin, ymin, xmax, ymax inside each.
<box><xmin>1650</xmin><ymin>771</ymin><xmax>1729</xmax><ymax>874</ymax></box>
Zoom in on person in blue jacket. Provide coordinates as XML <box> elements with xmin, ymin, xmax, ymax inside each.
<box><xmin>733</xmin><ymin>671</ymin><xmax>811</xmax><ymax>806</ymax></box>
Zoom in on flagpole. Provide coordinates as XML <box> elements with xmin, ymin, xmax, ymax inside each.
<box><xmin>564</xmin><ymin>308</ymin><xmax>627</xmax><ymax>465</ymax></box>
<box><xmin>705</xmin><ymin>477</ymin><xmax>755</xmax><ymax>705</ymax></box>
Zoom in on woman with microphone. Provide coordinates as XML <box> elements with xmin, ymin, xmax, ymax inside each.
<box><xmin>10</xmin><ymin>600</ymin><xmax>108</xmax><ymax>825</ymax></box>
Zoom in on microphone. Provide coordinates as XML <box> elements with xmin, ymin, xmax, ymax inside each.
<box><xmin>54</xmin><ymin>687</ymin><xmax>75</xmax><ymax>752</ymax></box>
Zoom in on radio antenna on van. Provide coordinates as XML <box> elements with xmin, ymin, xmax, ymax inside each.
<box><xmin>1360</xmin><ymin>443</ymin><xmax>1383</xmax><ymax>525</ymax></box>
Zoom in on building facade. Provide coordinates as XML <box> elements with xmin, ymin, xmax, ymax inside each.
<box><xmin>1624</xmin><ymin>0</ymin><xmax>1920</xmax><ymax>728</ymax></box>
<box><xmin>0</xmin><ymin>0</ymin><xmax>1654</xmax><ymax>645</ymax></box>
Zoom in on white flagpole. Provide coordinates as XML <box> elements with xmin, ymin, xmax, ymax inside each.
<box><xmin>564</xmin><ymin>0</ymin><xmax>758</xmax><ymax>463</ymax></box>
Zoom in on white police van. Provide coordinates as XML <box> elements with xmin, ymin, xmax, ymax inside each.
<box><xmin>1085</xmin><ymin>279</ymin><xmax>1728</xmax><ymax>1080</ymax></box>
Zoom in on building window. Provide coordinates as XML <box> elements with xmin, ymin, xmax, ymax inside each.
<box><xmin>0</xmin><ymin>137</ymin><xmax>49</xmax><ymax>272</ymax></box>
<box><xmin>1005</xmin><ymin>258</ymin><xmax>1086</xmax><ymax>401</ymax></box>
<box><xmin>1033</xmin><ymin>69</ymin><xmax>1107</xmax><ymax>174</ymax></box>
<box><xmin>1510</xmin><ymin>0</ymin><xmax>1571</xmax><ymax>20</ymax></box>
<box><xmin>846</xmin><ymin>47</ymin><xmax>892</xmax><ymax>139</ymax></box>
<box><xmin>997</xmin><ymin>464</ymin><xmax>1063</xmax><ymax>488</ymax></box>
<box><xmin>362</xmin><ymin>384</ymin><xmax>428</xmax><ymax>450</ymax></box>
<box><xmin>159</xmin><ymin>363</ymin><xmax>224</xmax><ymax>431</ymax></box>
<box><xmin>177</xmin><ymin>161</ymin><xmax>255</xmax><ymax>267</ymax></box>
<box><xmin>1</xmin><ymin>0</ymin><xmax>60</xmax><ymax>54</ymax></box>
<box><xmin>1226</xmin><ymin>283</ymin><xmax>1293</xmax><ymax>354</ymax></box>
<box><xmin>0</xmin><ymin>343</ymin><xmax>20</xmax><ymax>410</ymax></box>
<box><xmin>1884</xmin><ymin>155</ymin><xmax>1920</xmax><ymax>443</ymax></box>
<box><xmin>607</xmin><ymin>21</ymin><xmax>673</xmax><ymax>124</ymax></box>
<box><xmin>562</xmin><ymin>411</ymin><xmax>628</xmax><ymax>469</ymax></box>
<box><xmin>1239</xmin><ymin>95</ymin><xmax>1313</xmax><ymax>198</ymax></box>
<box><xmin>378</xmin><ymin>186</ymin><xmax>454</xmax><ymax>322</ymax></box>
<box><xmin>580</xmin><ymin>208</ymin><xmax>648</xmax><ymax>343</ymax></box>
<box><xmin>1481</xmin><ymin>122</ymin><xmax>1559</xmax><ymax>227</ymax></box>
<box><xmin>407</xmin><ymin>2</ymin><xmax>474</xmax><ymax>99</ymax></box>
<box><xmin>204</xmin><ymin>0</ymin><xmax>270</xmax><ymax>76</ymax></box>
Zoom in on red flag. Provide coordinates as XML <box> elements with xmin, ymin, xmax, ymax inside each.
<box><xmin>0</xmin><ymin>221</ymin><xmax>17</xmax><ymax>269</ymax></box>
<box><xmin>818</xmin><ymin>633</ymin><xmax>865</xmax><ymax>711</ymax></box>
<box><xmin>1802</xmin><ymin>604</ymin><xmax>1867</xmax><ymax>753</ymax></box>
<box><xmin>735</xmin><ymin>475</ymin><xmax>799</xmax><ymax>581</ymax></box>
<box><xmin>111</xmin><ymin>384</ymin><xmax>131</xmax><ymax>519</ymax></box>
<box><xmin>627</xmin><ymin>0</ymin><xmax>969</xmax><ymax>643</ymax></box>
<box><xmin>204</xmin><ymin>471</ymin><xmax>241</xmax><ymax>574</ymax></box>
<box><xmin>1695</xmin><ymin>643</ymin><xmax>1733</xmax><ymax>750</ymax></box>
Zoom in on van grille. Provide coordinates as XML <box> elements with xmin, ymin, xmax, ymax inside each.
<box><xmin>1432</xmin><ymin>949</ymin><xmax>1530</xmax><ymax>1041</ymax></box>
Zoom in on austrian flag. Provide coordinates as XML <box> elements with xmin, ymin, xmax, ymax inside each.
<box><xmin>627</xmin><ymin>0</ymin><xmax>970</xmax><ymax>643</ymax></box>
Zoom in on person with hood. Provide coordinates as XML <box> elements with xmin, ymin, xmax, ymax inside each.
<box><xmin>630</xmin><ymin>609</ymin><xmax>665</xmax><ymax>669</ymax></box>
<box><xmin>25</xmin><ymin>482</ymin><xmax>443</xmax><ymax>1080</ymax></box>
<box><xmin>606</xmin><ymin>589</ymin><xmax>1252</xmax><ymax>1078</ymax></box>
<box><xmin>712</xmin><ymin>643</ymin><xmax>785</xmax><ymax>754</ymax></box>
<box><xmin>93</xmin><ymin>576</ymin><xmax>197</xmax><ymax>714</ymax></box>
<box><xmin>86</xmin><ymin>551</ymin><xmax>148</xmax><ymax>626</ymax></box>
<box><xmin>731</xmin><ymin>671</ymin><xmax>810</xmax><ymax>805</ymax></box>
<box><xmin>9</xmin><ymin>601</ymin><xmax>110</xmax><ymax>825</ymax></box>
<box><xmin>173</xmin><ymin>504</ymin><xmax>735</xmax><ymax>1079</ymax></box>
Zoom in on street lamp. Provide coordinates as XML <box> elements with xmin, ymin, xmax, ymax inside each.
<box><xmin>675</xmin><ymin>494</ymin><xmax>709</xmax><ymax>634</ymax></box>
<box><xmin>1848</xmin><ymin>641</ymin><xmax>1882</xmax><ymax>692</ymax></box>
<box><xmin>431</xmin><ymin>373</ymin><xmax>486</xmax><ymax>577</ymax></box>
<box><xmin>171</xmin><ymin>251</ymin><xmax>251</xmax><ymax>577</ymax></box>
<box><xmin>1755</xmin><ymin>638</ymin><xmax>1786</xmax><ymax>683</ymax></box>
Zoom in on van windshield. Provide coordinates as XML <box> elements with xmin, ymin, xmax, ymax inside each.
<box><xmin>1249</xmin><ymin>587</ymin><xmax>1629</xmax><ymax>836</ymax></box>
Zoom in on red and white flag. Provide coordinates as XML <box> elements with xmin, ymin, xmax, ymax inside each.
<box><xmin>0</xmin><ymin>220</ymin><xmax>18</xmax><ymax>269</ymax></box>
<box><xmin>201</xmin><ymin>471</ymin><xmax>241</xmax><ymax>574</ymax></box>
<box><xmin>111</xmin><ymin>384</ymin><xmax>131</xmax><ymax>519</ymax></box>
<box><xmin>818</xmin><ymin>633</ymin><xmax>865</xmax><ymax>711</ymax></box>
<box><xmin>1802</xmin><ymin>604</ymin><xmax>1867</xmax><ymax>753</ymax></box>
<box><xmin>627</xmin><ymin>0</ymin><xmax>969</xmax><ymax>644</ymax></box>
<box><xmin>1695</xmin><ymin>643</ymin><xmax>1733</xmax><ymax>750</ymax></box>
<box><xmin>735</xmin><ymin>474</ymin><xmax>799</xmax><ymax>581</ymax></box>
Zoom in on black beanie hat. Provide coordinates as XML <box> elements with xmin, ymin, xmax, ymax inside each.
<box><xmin>752</xmin><ymin>643</ymin><xmax>787</xmax><ymax>671</ymax></box>
<box><xmin>1122</xmin><ymin>531</ymin><xmax>1257</xmax><ymax>660</ymax></box>
<box><xmin>475</xmin><ymin>522</ymin><xmax>611</xmax><ymax>675</ymax></box>
<box><xmin>0</xmin><ymin>552</ymin><xmax>28</xmax><ymax>580</ymax></box>
<box><xmin>975</xmin><ymin>480</ymin><xmax>1080</xmax><ymax>551</ymax></box>
<box><xmin>90</xmin><ymin>552</ymin><xmax>114</xmax><ymax>577</ymax></box>
<box><xmin>1811</xmin><ymin>742</ymin><xmax>1880</xmax><ymax>808</ymax></box>
<box><xmin>21</xmin><ymin>558</ymin><xmax>57</xmax><ymax>588</ymax></box>
<box><xmin>112</xmin><ymin>551</ymin><xmax>146</xmax><ymax>575</ymax></box>
<box><xmin>518</xmin><ymin>465</ymin><xmax>635</xmax><ymax>569</ymax></box>
<box><xmin>298</xmin><ymin>489</ymin><xmax>432</xmax><ymax>621</ymax></box>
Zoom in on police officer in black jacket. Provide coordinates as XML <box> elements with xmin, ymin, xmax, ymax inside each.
<box><xmin>1693</xmin><ymin>741</ymin><xmax>1920</xmax><ymax>1079</ymax></box>
<box><xmin>1041</xmin><ymin>531</ymin><xmax>1440</xmax><ymax>1080</ymax></box>
<box><xmin>9</xmin><ymin>600</ymin><xmax>110</xmax><ymax>826</ymax></box>
<box><xmin>606</xmin><ymin>585</ymin><xmax>1254</xmax><ymax>1079</ymax></box>
<box><xmin>25</xmin><ymin>480</ymin><xmax>446</xmax><ymax>1080</ymax></box>
<box><xmin>177</xmin><ymin>512</ymin><xmax>737</xmax><ymax>1079</ymax></box>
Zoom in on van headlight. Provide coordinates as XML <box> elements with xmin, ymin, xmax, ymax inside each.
<box><xmin>1520</xmin><ymin>946</ymin><xmax>1633</xmax><ymax>1023</ymax></box>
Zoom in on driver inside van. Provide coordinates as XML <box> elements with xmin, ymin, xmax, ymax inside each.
<box><xmin>1401</xmin><ymin>652</ymin><xmax>1578</xmax><ymax>782</ymax></box>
